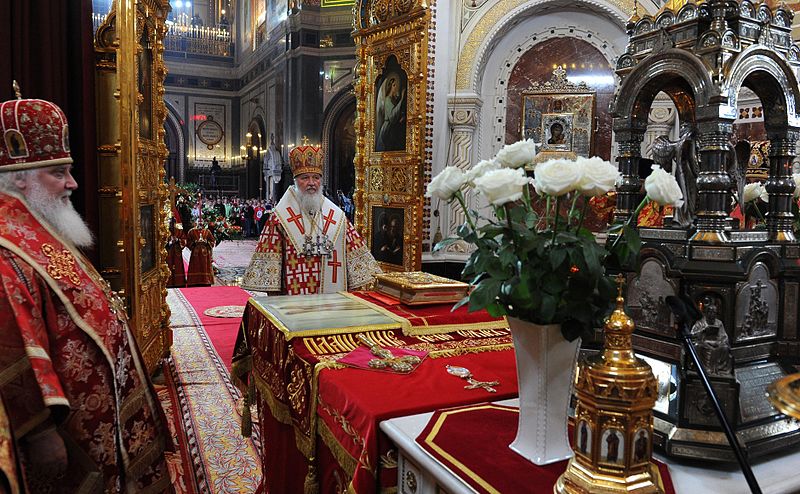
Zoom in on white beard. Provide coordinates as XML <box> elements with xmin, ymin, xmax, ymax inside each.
<box><xmin>26</xmin><ymin>180</ymin><xmax>95</xmax><ymax>249</ymax></box>
<box><xmin>296</xmin><ymin>186</ymin><xmax>323</xmax><ymax>216</ymax></box>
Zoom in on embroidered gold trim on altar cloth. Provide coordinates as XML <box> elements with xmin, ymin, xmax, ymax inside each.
<box><xmin>346</xmin><ymin>292</ymin><xmax>510</xmax><ymax>336</ymax></box>
<box><xmin>318</xmin><ymin>396</ymin><xmax>370</xmax><ymax>478</ymax></box>
<box><xmin>252</xmin><ymin>373</ymin><xmax>294</xmax><ymax>426</ymax></box>
<box><xmin>318</xmin><ymin>419</ymin><xmax>359</xmax><ymax>481</ymax></box>
<box><xmin>302</xmin><ymin>330</ymin><xmax>407</xmax><ymax>356</ymax></box>
<box><xmin>41</xmin><ymin>243</ymin><xmax>80</xmax><ymax>285</ymax></box>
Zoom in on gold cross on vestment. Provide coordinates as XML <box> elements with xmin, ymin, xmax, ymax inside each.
<box><xmin>301</xmin><ymin>136</ymin><xmax>310</xmax><ymax>146</ymax></box>
<box><xmin>357</xmin><ymin>334</ymin><xmax>421</xmax><ymax>373</ymax></box>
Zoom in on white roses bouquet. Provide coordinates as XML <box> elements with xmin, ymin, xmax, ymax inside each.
<box><xmin>427</xmin><ymin>140</ymin><xmax>683</xmax><ymax>341</ymax></box>
<box><xmin>741</xmin><ymin>181</ymin><xmax>769</xmax><ymax>227</ymax></box>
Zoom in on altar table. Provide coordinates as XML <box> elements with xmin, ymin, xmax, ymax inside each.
<box><xmin>231</xmin><ymin>291</ymin><xmax>513</xmax><ymax>493</ymax></box>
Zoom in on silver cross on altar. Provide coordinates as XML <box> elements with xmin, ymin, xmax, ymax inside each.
<box><xmin>446</xmin><ymin>365</ymin><xmax>500</xmax><ymax>393</ymax></box>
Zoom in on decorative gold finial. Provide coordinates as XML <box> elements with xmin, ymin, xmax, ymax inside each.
<box><xmin>615</xmin><ymin>273</ymin><xmax>626</xmax><ymax>298</ymax></box>
<box><xmin>301</xmin><ymin>135</ymin><xmax>310</xmax><ymax>146</ymax></box>
<box><xmin>603</xmin><ymin>274</ymin><xmax>636</xmax><ymax>361</ymax></box>
<box><xmin>12</xmin><ymin>80</ymin><xmax>22</xmax><ymax>100</ymax></box>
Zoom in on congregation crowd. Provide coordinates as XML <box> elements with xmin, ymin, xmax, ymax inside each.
<box><xmin>177</xmin><ymin>196</ymin><xmax>273</xmax><ymax>238</ymax></box>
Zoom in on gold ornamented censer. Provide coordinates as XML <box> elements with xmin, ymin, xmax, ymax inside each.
<box><xmin>556</xmin><ymin>276</ymin><xmax>663</xmax><ymax>494</ymax></box>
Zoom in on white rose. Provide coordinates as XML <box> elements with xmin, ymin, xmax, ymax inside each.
<box><xmin>644</xmin><ymin>165</ymin><xmax>684</xmax><ymax>207</ymax></box>
<box><xmin>792</xmin><ymin>173</ymin><xmax>800</xmax><ymax>198</ymax></box>
<box><xmin>426</xmin><ymin>166</ymin><xmax>466</xmax><ymax>201</ymax></box>
<box><xmin>473</xmin><ymin>168</ymin><xmax>530</xmax><ymax>206</ymax></box>
<box><xmin>533</xmin><ymin>159</ymin><xmax>582</xmax><ymax>197</ymax></box>
<box><xmin>464</xmin><ymin>159</ymin><xmax>500</xmax><ymax>185</ymax></box>
<box><xmin>576</xmin><ymin>156</ymin><xmax>620</xmax><ymax>197</ymax></box>
<box><xmin>495</xmin><ymin>139</ymin><xmax>538</xmax><ymax>169</ymax></box>
<box><xmin>743</xmin><ymin>182</ymin><xmax>768</xmax><ymax>203</ymax></box>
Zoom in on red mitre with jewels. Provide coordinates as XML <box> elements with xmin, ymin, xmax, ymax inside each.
<box><xmin>289</xmin><ymin>141</ymin><xmax>323</xmax><ymax>177</ymax></box>
<box><xmin>0</xmin><ymin>85</ymin><xmax>72</xmax><ymax>170</ymax></box>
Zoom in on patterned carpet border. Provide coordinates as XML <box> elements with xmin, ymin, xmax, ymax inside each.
<box><xmin>167</xmin><ymin>289</ymin><xmax>262</xmax><ymax>493</ymax></box>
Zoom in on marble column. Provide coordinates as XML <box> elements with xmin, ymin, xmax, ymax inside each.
<box><xmin>766</xmin><ymin>131</ymin><xmax>798</xmax><ymax>242</ymax></box>
<box><xmin>444</xmin><ymin>94</ymin><xmax>482</xmax><ymax>251</ymax></box>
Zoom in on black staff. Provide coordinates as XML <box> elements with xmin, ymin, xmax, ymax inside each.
<box><xmin>665</xmin><ymin>295</ymin><xmax>762</xmax><ymax>494</ymax></box>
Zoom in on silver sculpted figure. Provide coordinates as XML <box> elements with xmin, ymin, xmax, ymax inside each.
<box><xmin>651</xmin><ymin>124</ymin><xmax>699</xmax><ymax>228</ymax></box>
<box><xmin>690</xmin><ymin>296</ymin><xmax>733</xmax><ymax>376</ymax></box>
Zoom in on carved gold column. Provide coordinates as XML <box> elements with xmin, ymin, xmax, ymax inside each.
<box><xmin>352</xmin><ymin>0</ymin><xmax>433</xmax><ymax>272</ymax></box>
<box><xmin>94</xmin><ymin>0</ymin><xmax>172</xmax><ymax>374</ymax></box>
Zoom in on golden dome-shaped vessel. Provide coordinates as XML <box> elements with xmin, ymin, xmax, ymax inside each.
<box><xmin>556</xmin><ymin>275</ymin><xmax>664</xmax><ymax>494</ymax></box>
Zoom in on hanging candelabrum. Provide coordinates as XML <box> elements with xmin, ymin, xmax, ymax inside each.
<box><xmin>556</xmin><ymin>275</ymin><xmax>663</xmax><ymax>494</ymax></box>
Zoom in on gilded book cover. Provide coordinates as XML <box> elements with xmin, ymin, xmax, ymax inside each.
<box><xmin>374</xmin><ymin>271</ymin><xmax>470</xmax><ymax>306</ymax></box>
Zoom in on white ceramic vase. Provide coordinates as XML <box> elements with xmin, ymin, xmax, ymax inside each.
<box><xmin>508</xmin><ymin>317</ymin><xmax>580</xmax><ymax>465</ymax></box>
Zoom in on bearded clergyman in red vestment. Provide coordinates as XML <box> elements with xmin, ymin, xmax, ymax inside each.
<box><xmin>0</xmin><ymin>91</ymin><xmax>171</xmax><ymax>492</ymax></box>
<box><xmin>186</xmin><ymin>219</ymin><xmax>215</xmax><ymax>286</ymax></box>
<box><xmin>241</xmin><ymin>142</ymin><xmax>381</xmax><ymax>294</ymax></box>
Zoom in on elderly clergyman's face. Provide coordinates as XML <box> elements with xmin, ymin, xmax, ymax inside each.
<box><xmin>12</xmin><ymin>165</ymin><xmax>95</xmax><ymax>248</ymax></box>
<box><xmin>294</xmin><ymin>173</ymin><xmax>323</xmax><ymax>214</ymax></box>
<box><xmin>296</xmin><ymin>173</ymin><xmax>321</xmax><ymax>195</ymax></box>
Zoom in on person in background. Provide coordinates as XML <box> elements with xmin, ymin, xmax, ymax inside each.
<box><xmin>186</xmin><ymin>218</ymin><xmax>216</xmax><ymax>286</ymax></box>
<box><xmin>166</xmin><ymin>211</ymin><xmax>186</xmax><ymax>287</ymax></box>
<box><xmin>244</xmin><ymin>199</ymin><xmax>255</xmax><ymax>237</ymax></box>
<box><xmin>253</xmin><ymin>200</ymin><xmax>265</xmax><ymax>235</ymax></box>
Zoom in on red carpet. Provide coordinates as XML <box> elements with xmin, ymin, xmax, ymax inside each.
<box><xmin>164</xmin><ymin>288</ymin><xmax>262</xmax><ymax>492</ymax></box>
<box><xmin>176</xmin><ymin>286</ymin><xmax>251</xmax><ymax>369</ymax></box>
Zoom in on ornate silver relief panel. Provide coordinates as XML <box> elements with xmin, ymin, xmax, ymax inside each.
<box><xmin>629</xmin><ymin>259</ymin><xmax>677</xmax><ymax>337</ymax></box>
<box><xmin>734</xmin><ymin>263</ymin><xmax>778</xmax><ymax>342</ymax></box>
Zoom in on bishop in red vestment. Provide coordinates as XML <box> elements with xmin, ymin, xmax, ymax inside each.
<box><xmin>0</xmin><ymin>93</ymin><xmax>171</xmax><ymax>492</ymax></box>
<box><xmin>186</xmin><ymin>220</ymin><xmax>216</xmax><ymax>286</ymax></box>
<box><xmin>241</xmin><ymin>143</ymin><xmax>381</xmax><ymax>294</ymax></box>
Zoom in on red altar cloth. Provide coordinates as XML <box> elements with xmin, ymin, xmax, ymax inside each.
<box><xmin>316</xmin><ymin>348</ymin><xmax>518</xmax><ymax>493</ymax></box>
<box><xmin>230</xmin><ymin>292</ymin><xmax>512</xmax><ymax>494</ymax></box>
<box><xmin>416</xmin><ymin>403</ymin><xmax>676</xmax><ymax>494</ymax></box>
